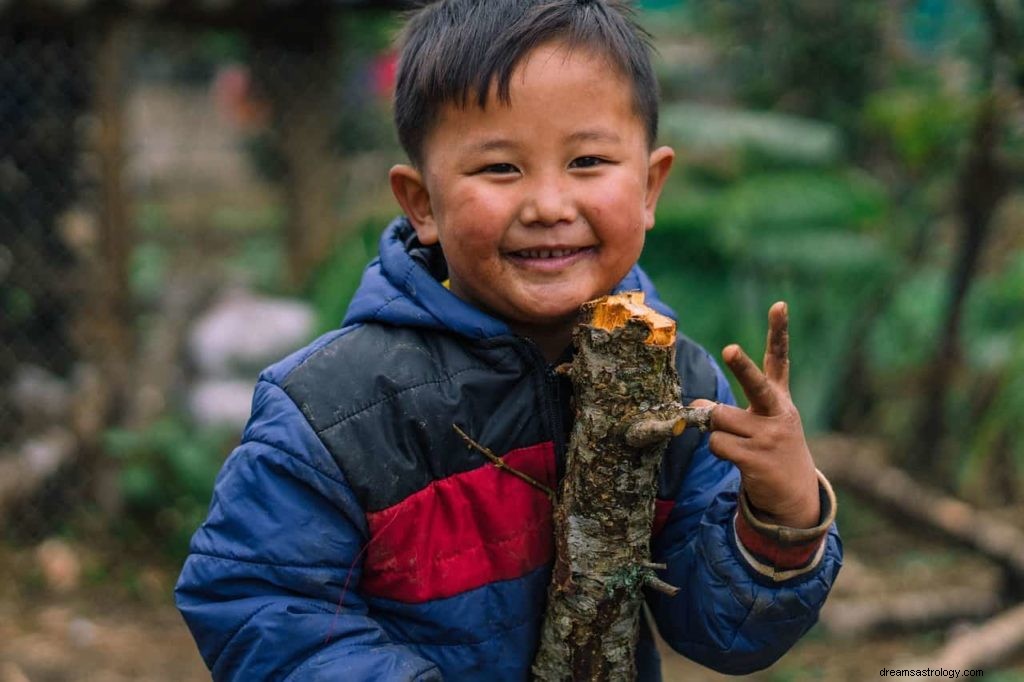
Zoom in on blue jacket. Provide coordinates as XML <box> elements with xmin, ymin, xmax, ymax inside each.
<box><xmin>175</xmin><ymin>216</ymin><xmax>842</xmax><ymax>681</ymax></box>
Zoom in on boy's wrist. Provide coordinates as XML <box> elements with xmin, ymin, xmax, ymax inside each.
<box><xmin>733</xmin><ymin>470</ymin><xmax>837</xmax><ymax>578</ymax></box>
<box><xmin>747</xmin><ymin>479</ymin><xmax>821</xmax><ymax>529</ymax></box>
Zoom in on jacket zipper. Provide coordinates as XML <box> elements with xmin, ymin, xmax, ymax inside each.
<box><xmin>513</xmin><ymin>337</ymin><xmax>569</xmax><ymax>486</ymax></box>
<box><xmin>545</xmin><ymin>363</ymin><xmax>568</xmax><ymax>485</ymax></box>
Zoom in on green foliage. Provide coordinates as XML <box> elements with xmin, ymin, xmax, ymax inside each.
<box><xmin>645</xmin><ymin>160</ymin><xmax>891</xmax><ymax>431</ymax></box>
<box><xmin>869</xmin><ymin>268</ymin><xmax>947</xmax><ymax>372</ymax></box>
<box><xmin>104</xmin><ymin>417</ymin><xmax>233</xmax><ymax>560</ymax></box>
<box><xmin>307</xmin><ymin>216</ymin><xmax>391</xmax><ymax>334</ymax></box>
<box><xmin>3</xmin><ymin>286</ymin><xmax>34</xmax><ymax>324</ymax></box>
<box><xmin>649</xmin><ymin>0</ymin><xmax>1024</xmax><ymax>499</ymax></box>
<box><xmin>687</xmin><ymin>0</ymin><xmax>882</xmax><ymax>138</ymax></box>
<box><xmin>130</xmin><ymin>241</ymin><xmax>168</xmax><ymax>304</ymax></box>
<box><xmin>660</xmin><ymin>104</ymin><xmax>843</xmax><ymax>169</ymax></box>
<box><xmin>863</xmin><ymin>84</ymin><xmax>971</xmax><ymax>172</ymax></box>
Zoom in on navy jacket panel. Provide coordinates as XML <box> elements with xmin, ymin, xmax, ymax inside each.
<box><xmin>176</xmin><ymin>216</ymin><xmax>842</xmax><ymax>681</ymax></box>
<box><xmin>176</xmin><ymin>379</ymin><xmax>442</xmax><ymax>681</ymax></box>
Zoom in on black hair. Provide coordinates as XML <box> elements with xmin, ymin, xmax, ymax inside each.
<box><xmin>393</xmin><ymin>0</ymin><xmax>659</xmax><ymax>167</ymax></box>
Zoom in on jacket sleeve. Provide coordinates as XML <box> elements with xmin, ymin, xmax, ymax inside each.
<box><xmin>174</xmin><ymin>379</ymin><xmax>442</xmax><ymax>682</ymax></box>
<box><xmin>647</xmin><ymin>363</ymin><xmax>843</xmax><ymax>675</ymax></box>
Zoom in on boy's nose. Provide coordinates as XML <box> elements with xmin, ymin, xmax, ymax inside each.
<box><xmin>519</xmin><ymin>178</ymin><xmax>578</xmax><ymax>227</ymax></box>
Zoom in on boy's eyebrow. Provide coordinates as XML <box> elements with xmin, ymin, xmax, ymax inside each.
<box><xmin>565</xmin><ymin>129</ymin><xmax>622</xmax><ymax>144</ymax></box>
<box><xmin>468</xmin><ymin>138</ymin><xmax>520</xmax><ymax>154</ymax></box>
<box><xmin>467</xmin><ymin>129</ymin><xmax>622</xmax><ymax>154</ymax></box>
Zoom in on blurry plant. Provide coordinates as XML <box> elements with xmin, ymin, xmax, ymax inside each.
<box><xmin>647</xmin><ymin>120</ymin><xmax>891</xmax><ymax>431</ymax></box>
<box><xmin>104</xmin><ymin>416</ymin><xmax>233</xmax><ymax>560</ymax></box>
<box><xmin>307</xmin><ymin>216</ymin><xmax>391</xmax><ymax>334</ymax></box>
<box><xmin>660</xmin><ymin>103</ymin><xmax>843</xmax><ymax>170</ymax></box>
<box><xmin>952</xmin><ymin>254</ymin><xmax>1024</xmax><ymax>501</ymax></box>
<box><xmin>662</xmin><ymin>0</ymin><xmax>1024</xmax><ymax>500</ymax></box>
<box><xmin>863</xmin><ymin>83</ymin><xmax>972</xmax><ymax>173</ymax></box>
<box><xmin>687</xmin><ymin>0</ymin><xmax>883</xmax><ymax>141</ymax></box>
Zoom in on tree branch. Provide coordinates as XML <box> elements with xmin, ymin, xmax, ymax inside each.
<box><xmin>452</xmin><ymin>424</ymin><xmax>556</xmax><ymax>501</ymax></box>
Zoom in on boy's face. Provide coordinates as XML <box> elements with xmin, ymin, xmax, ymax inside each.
<box><xmin>390</xmin><ymin>41</ymin><xmax>674</xmax><ymax>336</ymax></box>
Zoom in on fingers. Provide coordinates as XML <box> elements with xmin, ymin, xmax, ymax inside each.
<box><xmin>764</xmin><ymin>301</ymin><xmax>790</xmax><ymax>387</ymax></box>
<box><xmin>722</xmin><ymin>344</ymin><xmax>781</xmax><ymax>415</ymax></box>
<box><xmin>707</xmin><ymin>430</ymin><xmax>752</xmax><ymax>467</ymax></box>
<box><xmin>687</xmin><ymin>399</ymin><xmax>757</xmax><ymax>437</ymax></box>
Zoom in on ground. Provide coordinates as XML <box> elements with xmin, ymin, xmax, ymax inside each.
<box><xmin>3</xmin><ymin>527</ymin><xmax>1024</xmax><ymax>681</ymax></box>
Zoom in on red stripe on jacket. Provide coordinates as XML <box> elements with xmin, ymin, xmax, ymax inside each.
<box><xmin>734</xmin><ymin>511</ymin><xmax>824</xmax><ymax>569</ymax></box>
<box><xmin>362</xmin><ymin>442</ymin><xmax>557</xmax><ymax>603</ymax></box>
<box><xmin>652</xmin><ymin>499</ymin><xmax>674</xmax><ymax>537</ymax></box>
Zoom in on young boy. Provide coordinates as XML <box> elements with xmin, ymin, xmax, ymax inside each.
<box><xmin>175</xmin><ymin>1</ymin><xmax>842</xmax><ymax>680</ymax></box>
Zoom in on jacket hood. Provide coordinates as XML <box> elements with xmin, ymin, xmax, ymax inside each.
<box><xmin>342</xmin><ymin>216</ymin><xmax>675</xmax><ymax>340</ymax></box>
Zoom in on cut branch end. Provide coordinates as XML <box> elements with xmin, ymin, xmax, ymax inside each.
<box><xmin>624</xmin><ymin>405</ymin><xmax>716</xmax><ymax>447</ymax></box>
<box><xmin>644</xmin><ymin>573</ymin><xmax>680</xmax><ymax>597</ymax></box>
<box><xmin>586</xmin><ymin>291</ymin><xmax>676</xmax><ymax>347</ymax></box>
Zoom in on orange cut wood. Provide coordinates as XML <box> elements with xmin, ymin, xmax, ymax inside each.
<box><xmin>587</xmin><ymin>292</ymin><xmax>676</xmax><ymax>347</ymax></box>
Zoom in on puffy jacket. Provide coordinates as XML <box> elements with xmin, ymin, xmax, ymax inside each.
<box><xmin>175</xmin><ymin>216</ymin><xmax>842</xmax><ymax>681</ymax></box>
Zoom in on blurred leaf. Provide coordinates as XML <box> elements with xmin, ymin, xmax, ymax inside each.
<box><xmin>229</xmin><ymin>232</ymin><xmax>284</xmax><ymax>293</ymax></box>
<box><xmin>4</xmin><ymin>286</ymin><xmax>34</xmax><ymax>323</ymax></box>
<box><xmin>210</xmin><ymin>204</ymin><xmax>285</xmax><ymax>233</ymax></box>
<box><xmin>869</xmin><ymin>269</ymin><xmax>947</xmax><ymax>370</ymax></box>
<box><xmin>102</xmin><ymin>415</ymin><xmax>230</xmax><ymax>559</ymax></box>
<box><xmin>740</xmin><ymin>232</ymin><xmax>891</xmax><ymax>276</ymax></box>
<box><xmin>863</xmin><ymin>85</ymin><xmax>971</xmax><ymax>171</ymax></box>
<box><xmin>660</xmin><ymin>103</ymin><xmax>843</xmax><ymax>167</ymax></box>
<box><xmin>307</xmin><ymin>216</ymin><xmax>390</xmax><ymax>334</ymax></box>
<box><xmin>712</xmin><ymin>171</ymin><xmax>891</xmax><ymax>279</ymax></box>
<box><xmin>121</xmin><ymin>465</ymin><xmax>159</xmax><ymax>508</ymax></box>
<box><xmin>718</xmin><ymin>171</ymin><xmax>887</xmax><ymax>235</ymax></box>
<box><xmin>130</xmin><ymin>241</ymin><xmax>167</xmax><ymax>303</ymax></box>
<box><xmin>964</xmin><ymin>252</ymin><xmax>1024</xmax><ymax>363</ymax></box>
<box><xmin>103</xmin><ymin>428</ymin><xmax>145</xmax><ymax>459</ymax></box>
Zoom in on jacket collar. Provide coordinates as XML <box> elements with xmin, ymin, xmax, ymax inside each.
<box><xmin>342</xmin><ymin>216</ymin><xmax>675</xmax><ymax>340</ymax></box>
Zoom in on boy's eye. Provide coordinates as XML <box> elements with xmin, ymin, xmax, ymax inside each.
<box><xmin>570</xmin><ymin>156</ymin><xmax>606</xmax><ymax>169</ymax></box>
<box><xmin>478</xmin><ymin>163</ymin><xmax>519</xmax><ymax>174</ymax></box>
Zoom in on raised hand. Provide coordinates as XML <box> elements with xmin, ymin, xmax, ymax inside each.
<box><xmin>689</xmin><ymin>302</ymin><xmax>820</xmax><ymax>528</ymax></box>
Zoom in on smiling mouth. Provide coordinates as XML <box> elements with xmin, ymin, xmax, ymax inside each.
<box><xmin>508</xmin><ymin>247</ymin><xmax>594</xmax><ymax>259</ymax></box>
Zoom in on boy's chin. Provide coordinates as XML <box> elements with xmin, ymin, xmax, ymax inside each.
<box><xmin>509</xmin><ymin>298</ymin><xmax>603</xmax><ymax>330</ymax></box>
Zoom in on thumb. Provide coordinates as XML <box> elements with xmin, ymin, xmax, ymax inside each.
<box><xmin>687</xmin><ymin>398</ymin><xmax>716</xmax><ymax>409</ymax></box>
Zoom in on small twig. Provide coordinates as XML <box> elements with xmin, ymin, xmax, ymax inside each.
<box><xmin>453</xmin><ymin>424</ymin><xmax>556</xmax><ymax>501</ymax></box>
<box><xmin>644</xmin><ymin>572</ymin><xmax>680</xmax><ymax>597</ymax></box>
<box><xmin>624</xmin><ymin>404</ymin><xmax>716</xmax><ymax>447</ymax></box>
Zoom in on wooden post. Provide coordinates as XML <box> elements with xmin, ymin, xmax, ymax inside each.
<box><xmin>75</xmin><ymin>15</ymin><xmax>136</xmax><ymax>516</ymax></box>
<box><xmin>250</xmin><ymin>12</ymin><xmax>343</xmax><ymax>290</ymax></box>
<box><xmin>532</xmin><ymin>292</ymin><xmax>687</xmax><ymax>682</ymax></box>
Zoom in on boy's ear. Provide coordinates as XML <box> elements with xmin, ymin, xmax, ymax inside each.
<box><xmin>643</xmin><ymin>146</ymin><xmax>675</xmax><ymax>231</ymax></box>
<box><xmin>389</xmin><ymin>164</ymin><xmax>439</xmax><ymax>245</ymax></box>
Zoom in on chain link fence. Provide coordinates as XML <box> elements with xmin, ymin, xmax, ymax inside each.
<box><xmin>1</xmin><ymin>6</ymin><xmax>403</xmax><ymax>555</ymax></box>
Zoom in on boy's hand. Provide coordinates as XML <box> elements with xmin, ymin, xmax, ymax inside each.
<box><xmin>689</xmin><ymin>302</ymin><xmax>821</xmax><ymax>529</ymax></box>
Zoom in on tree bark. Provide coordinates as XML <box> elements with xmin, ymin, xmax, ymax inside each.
<box><xmin>532</xmin><ymin>293</ymin><xmax>684</xmax><ymax>682</ymax></box>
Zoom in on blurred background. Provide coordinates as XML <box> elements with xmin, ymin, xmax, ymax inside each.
<box><xmin>2</xmin><ymin>0</ymin><xmax>1023</xmax><ymax>679</ymax></box>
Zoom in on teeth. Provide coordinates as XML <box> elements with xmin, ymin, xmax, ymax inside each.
<box><xmin>518</xmin><ymin>248</ymin><xmax>579</xmax><ymax>258</ymax></box>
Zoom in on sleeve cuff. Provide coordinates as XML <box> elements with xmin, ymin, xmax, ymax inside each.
<box><xmin>733</xmin><ymin>469</ymin><xmax>837</xmax><ymax>582</ymax></box>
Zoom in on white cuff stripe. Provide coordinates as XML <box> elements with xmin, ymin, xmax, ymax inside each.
<box><xmin>732</xmin><ymin>513</ymin><xmax>828</xmax><ymax>582</ymax></box>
